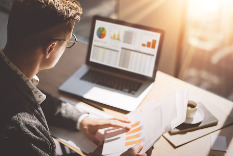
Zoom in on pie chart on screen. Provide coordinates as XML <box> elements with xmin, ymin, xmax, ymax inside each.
<box><xmin>97</xmin><ymin>27</ymin><xmax>106</xmax><ymax>39</ymax></box>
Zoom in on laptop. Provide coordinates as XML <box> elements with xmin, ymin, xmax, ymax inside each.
<box><xmin>59</xmin><ymin>16</ymin><xmax>164</xmax><ymax>111</ymax></box>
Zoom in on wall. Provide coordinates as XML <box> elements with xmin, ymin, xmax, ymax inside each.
<box><xmin>118</xmin><ymin>0</ymin><xmax>186</xmax><ymax>76</ymax></box>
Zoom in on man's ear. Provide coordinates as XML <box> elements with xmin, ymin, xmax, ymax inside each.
<box><xmin>45</xmin><ymin>41</ymin><xmax>57</xmax><ymax>59</ymax></box>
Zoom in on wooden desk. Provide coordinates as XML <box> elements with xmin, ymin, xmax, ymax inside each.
<box><xmin>38</xmin><ymin>42</ymin><xmax>233</xmax><ymax>156</ymax></box>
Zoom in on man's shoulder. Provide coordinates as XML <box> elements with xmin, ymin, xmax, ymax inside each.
<box><xmin>7</xmin><ymin>112</ymin><xmax>47</xmax><ymax>133</ymax></box>
<box><xmin>2</xmin><ymin>111</ymin><xmax>40</xmax><ymax>130</ymax></box>
<box><xmin>0</xmin><ymin>110</ymin><xmax>47</xmax><ymax>142</ymax></box>
<box><xmin>0</xmin><ymin>87</ymin><xmax>37</xmax><ymax>126</ymax></box>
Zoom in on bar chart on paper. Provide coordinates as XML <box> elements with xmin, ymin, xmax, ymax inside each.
<box><xmin>102</xmin><ymin>99</ymin><xmax>163</xmax><ymax>155</ymax></box>
<box><xmin>125</xmin><ymin>122</ymin><xmax>144</xmax><ymax>146</ymax></box>
<box><xmin>102</xmin><ymin>91</ymin><xmax>188</xmax><ymax>155</ymax></box>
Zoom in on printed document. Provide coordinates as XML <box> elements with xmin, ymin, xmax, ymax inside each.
<box><xmin>102</xmin><ymin>89</ymin><xmax>188</xmax><ymax>155</ymax></box>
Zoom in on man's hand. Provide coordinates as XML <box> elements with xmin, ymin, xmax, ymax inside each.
<box><xmin>121</xmin><ymin>143</ymin><xmax>147</xmax><ymax>156</ymax></box>
<box><xmin>80</xmin><ymin>116</ymin><xmax>131</xmax><ymax>145</ymax></box>
<box><xmin>88</xmin><ymin>143</ymin><xmax>152</xmax><ymax>156</ymax></box>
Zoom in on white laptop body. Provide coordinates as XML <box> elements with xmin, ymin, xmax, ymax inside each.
<box><xmin>59</xmin><ymin>16</ymin><xmax>164</xmax><ymax>111</ymax></box>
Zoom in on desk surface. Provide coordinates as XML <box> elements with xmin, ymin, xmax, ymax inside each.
<box><xmin>38</xmin><ymin>42</ymin><xmax>233</xmax><ymax>156</ymax></box>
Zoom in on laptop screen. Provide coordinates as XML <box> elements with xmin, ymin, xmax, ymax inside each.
<box><xmin>88</xmin><ymin>16</ymin><xmax>164</xmax><ymax>79</ymax></box>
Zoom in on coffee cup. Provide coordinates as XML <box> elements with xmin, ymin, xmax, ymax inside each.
<box><xmin>186</xmin><ymin>101</ymin><xmax>198</xmax><ymax>119</ymax></box>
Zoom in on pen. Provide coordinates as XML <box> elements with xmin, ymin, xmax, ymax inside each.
<box><xmin>82</xmin><ymin>99</ymin><xmax>104</xmax><ymax>111</ymax></box>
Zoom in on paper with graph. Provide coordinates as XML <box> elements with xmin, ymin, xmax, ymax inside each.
<box><xmin>102</xmin><ymin>90</ymin><xmax>188</xmax><ymax>155</ymax></box>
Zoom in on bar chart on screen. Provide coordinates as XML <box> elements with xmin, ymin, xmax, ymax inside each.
<box><xmin>110</xmin><ymin>30</ymin><xmax>121</xmax><ymax>41</ymax></box>
<box><xmin>142</xmin><ymin>39</ymin><xmax>157</xmax><ymax>49</ymax></box>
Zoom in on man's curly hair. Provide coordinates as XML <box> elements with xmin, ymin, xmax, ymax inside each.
<box><xmin>7</xmin><ymin>0</ymin><xmax>82</xmax><ymax>43</ymax></box>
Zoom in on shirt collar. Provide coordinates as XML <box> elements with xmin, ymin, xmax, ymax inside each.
<box><xmin>0</xmin><ymin>49</ymin><xmax>46</xmax><ymax>104</ymax></box>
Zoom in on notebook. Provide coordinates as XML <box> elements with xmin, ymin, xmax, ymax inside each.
<box><xmin>169</xmin><ymin>103</ymin><xmax>218</xmax><ymax>134</ymax></box>
<box><xmin>59</xmin><ymin>16</ymin><xmax>164</xmax><ymax>111</ymax></box>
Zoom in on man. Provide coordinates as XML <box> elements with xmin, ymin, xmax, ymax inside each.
<box><xmin>0</xmin><ymin>0</ymin><xmax>149</xmax><ymax>155</ymax></box>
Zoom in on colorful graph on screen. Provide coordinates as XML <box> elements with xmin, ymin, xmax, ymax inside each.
<box><xmin>97</xmin><ymin>27</ymin><xmax>106</xmax><ymax>39</ymax></box>
<box><xmin>111</xmin><ymin>31</ymin><xmax>120</xmax><ymax>41</ymax></box>
<box><xmin>125</xmin><ymin>121</ymin><xmax>144</xmax><ymax>146</ymax></box>
<box><xmin>142</xmin><ymin>39</ymin><xmax>157</xmax><ymax>49</ymax></box>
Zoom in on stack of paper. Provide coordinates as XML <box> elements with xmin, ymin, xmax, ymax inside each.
<box><xmin>102</xmin><ymin>89</ymin><xmax>188</xmax><ymax>155</ymax></box>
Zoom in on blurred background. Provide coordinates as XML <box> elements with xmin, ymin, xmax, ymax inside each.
<box><xmin>0</xmin><ymin>0</ymin><xmax>232</xmax><ymax>101</ymax></box>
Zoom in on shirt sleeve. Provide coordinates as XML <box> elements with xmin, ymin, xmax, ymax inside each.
<box><xmin>77</xmin><ymin>113</ymin><xmax>89</xmax><ymax>130</ymax></box>
<box><xmin>40</xmin><ymin>91</ymin><xmax>88</xmax><ymax>130</ymax></box>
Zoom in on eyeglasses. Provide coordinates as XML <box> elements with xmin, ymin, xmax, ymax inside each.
<box><xmin>53</xmin><ymin>33</ymin><xmax>78</xmax><ymax>48</ymax></box>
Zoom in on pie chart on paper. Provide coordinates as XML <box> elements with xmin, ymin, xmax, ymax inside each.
<box><xmin>97</xmin><ymin>27</ymin><xmax>106</xmax><ymax>39</ymax></box>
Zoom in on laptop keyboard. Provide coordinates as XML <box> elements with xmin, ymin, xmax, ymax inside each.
<box><xmin>81</xmin><ymin>70</ymin><xmax>142</xmax><ymax>95</ymax></box>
